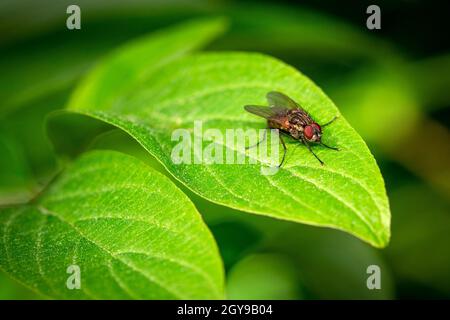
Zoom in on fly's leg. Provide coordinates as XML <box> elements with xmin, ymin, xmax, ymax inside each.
<box><xmin>319</xmin><ymin>115</ymin><xmax>339</xmax><ymax>153</ymax></box>
<box><xmin>321</xmin><ymin>116</ymin><xmax>338</xmax><ymax>127</ymax></box>
<box><xmin>301</xmin><ymin>137</ymin><xmax>324</xmax><ymax>165</ymax></box>
<box><xmin>278</xmin><ymin>133</ymin><xmax>287</xmax><ymax>168</ymax></box>
<box><xmin>320</xmin><ymin>142</ymin><xmax>340</xmax><ymax>151</ymax></box>
<box><xmin>246</xmin><ymin>129</ymin><xmax>267</xmax><ymax>150</ymax></box>
<box><xmin>246</xmin><ymin>128</ymin><xmax>286</xmax><ymax>168</ymax></box>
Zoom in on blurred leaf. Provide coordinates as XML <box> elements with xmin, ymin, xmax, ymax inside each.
<box><xmin>382</xmin><ymin>118</ymin><xmax>450</xmax><ymax>198</ymax></box>
<box><xmin>0</xmin><ymin>91</ymin><xmax>69</xmax><ymax>204</ymax></box>
<box><xmin>226</xmin><ymin>253</ymin><xmax>303</xmax><ymax>300</ymax></box>
<box><xmin>264</xmin><ymin>224</ymin><xmax>395</xmax><ymax>299</ymax></box>
<box><xmin>329</xmin><ymin>63</ymin><xmax>420</xmax><ymax>147</ymax></box>
<box><xmin>47</xmin><ymin>111</ymin><xmax>114</xmax><ymax>161</ymax></box>
<box><xmin>68</xmin><ymin>48</ymin><xmax>390</xmax><ymax>247</ymax></box>
<box><xmin>69</xmin><ymin>17</ymin><xmax>227</xmax><ymax>112</ymax></box>
<box><xmin>0</xmin><ymin>4</ymin><xmax>223</xmax><ymax>118</ymax></box>
<box><xmin>328</xmin><ymin>61</ymin><xmax>450</xmax><ymax>198</ymax></box>
<box><xmin>46</xmin><ymin>16</ymin><xmax>226</xmax><ymax>160</ymax></box>
<box><xmin>0</xmin><ymin>131</ymin><xmax>34</xmax><ymax>205</ymax></box>
<box><xmin>214</xmin><ymin>4</ymin><xmax>395</xmax><ymax>61</ymax></box>
<box><xmin>0</xmin><ymin>151</ymin><xmax>224</xmax><ymax>299</ymax></box>
<box><xmin>0</xmin><ymin>132</ymin><xmax>30</xmax><ymax>188</ymax></box>
<box><xmin>408</xmin><ymin>54</ymin><xmax>450</xmax><ymax>109</ymax></box>
<box><xmin>0</xmin><ymin>91</ymin><xmax>66</xmax><ymax>177</ymax></box>
<box><xmin>208</xmin><ymin>221</ymin><xmax>262</xmax><ymax>271</ymax></box>
<box><xmin>385</xmin><ymin>184</ymin><xmax>450</xmax><ymax>297</ymax></box>
<box><xmin>0</xmin><ymin>50</ymin><xmax>88</xmax><ymax>118</ymax></box>
<box><xmin>0</xmin><ymin>0</ymin><xmax>216</xmax><ymax>45</ymax></box>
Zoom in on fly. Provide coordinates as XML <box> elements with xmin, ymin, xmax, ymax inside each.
<box><xmin>244</xmin><ymin>91</ymin><xmax>339</xmax><ymax>167</ymax></box>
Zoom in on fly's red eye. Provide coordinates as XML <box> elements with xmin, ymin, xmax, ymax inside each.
<box><xmin>312</xmin><ymin>123</ymin><xmax>321</xmax><ymax>132</ymax></box>
<box><xmin>304</xmin><ymin>125</ymin><xmax>314</xmax><ymax>139</ymax></box>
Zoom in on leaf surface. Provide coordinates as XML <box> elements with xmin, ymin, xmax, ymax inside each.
<box><xmin>68</xmin><ymin>50</ymin><xmax>390</xmax><ymax>248</ymax></box>
<box><xmin>0</xmin><ymin>151</ymin><xmax>224</xmax><ymax>299</ymax></box>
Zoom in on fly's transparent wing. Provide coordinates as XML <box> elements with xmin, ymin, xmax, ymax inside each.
<box><xmin>267</xmin><ymin>91</ymin><xmax>302</xmax><ymax>110</ymax></box>
<box><xmin>244</xmin><ymin>105</ymin><xmax>288</xmax><ymax>119</ymax></box>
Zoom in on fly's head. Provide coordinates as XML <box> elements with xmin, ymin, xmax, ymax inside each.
<box><xmin>304</xmin><ymin>123</ymin><xmax>322</xmax><ymax>142</ymax></box>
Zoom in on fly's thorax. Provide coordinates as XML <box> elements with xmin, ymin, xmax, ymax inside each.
<box><xmin>293</xmin><ymin>123</ymin><xmax>304</xmax><ymax>132</ymax></box>
<box><xmin>288</xmin><ymin>109</ymin><xmax>311</xmax><ymax>127</ymax></box>
<box><xmin>289</xmin><ymin>128</ymin><xmax>301</xmax><ymax>139</ymax></box>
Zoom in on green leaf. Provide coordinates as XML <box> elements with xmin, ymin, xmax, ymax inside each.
<box><xmin>69</xmin><ymin>53</ymin><xmax>390</xmax><ymax>248</ymax></box>
<box><xmin>50</xmin><ymin>17</ymin><xmax>226</xmax><ymax>162</ymax></box>
<box><xmin>69</xmin><ymin>17</ymin><xmax>227</xmax><ymax>112</ymax></box>
<box><xmin>0</xmin><ymin>271</ymin><xmax>44</xmax><ymax>300</ymax></box>
<box><xmin>0</xmin><ymin>151</ymin><xmax>224</xmax><ymax>299</ymax></box>
<box><xmin>226</xmin><ymin>253</ymin><xmax>303</xmax><ymax>300</ymax></box>
<box><xmin>0</xmin><ymin>130</ymin><xmax>35</xmax><ymax>205</ymax></box>
<box><xmin>67</xmin><ymin>51</ymin><xmax>390</xmax><ymax>248</ymax></box>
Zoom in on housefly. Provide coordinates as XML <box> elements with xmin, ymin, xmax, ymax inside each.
<box><xmin>244</xmin><ymin>91</ymin><xmax>339</xmax><ymax>167</ymax></box>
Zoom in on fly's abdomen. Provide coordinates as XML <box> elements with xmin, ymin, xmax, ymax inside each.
<box><xmin>267</xmin><ymin>119</ymin><xmax>282</xmax><ymax>129</ymax></box>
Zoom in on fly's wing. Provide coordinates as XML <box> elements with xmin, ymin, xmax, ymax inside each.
<box><xmin>244</xmin><ymin>105</ymin><xmax>288</xmax><ymax>119</ymax></box>
<box><xmin>267</xmin><ymin>91</ymin><xmax>314</xmax><ymax>124</ymax></box>
<box><xmin>267</xmin><ymin>91</ymin><xmax>302</xmax><ymax>110</ymax></box>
